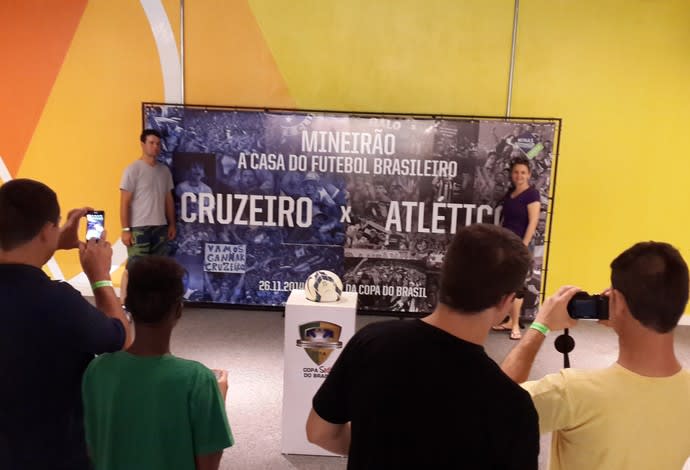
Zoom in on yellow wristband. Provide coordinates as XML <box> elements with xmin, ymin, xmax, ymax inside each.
<box><xmin>529</xmin><ymin>322</ymin><xmax>550</xmax><ymax>336</ymax></box>
<box><xmin>91</xmin><ymin>280</ymin><xmax>113</xmax><ymax>290</ymax></box>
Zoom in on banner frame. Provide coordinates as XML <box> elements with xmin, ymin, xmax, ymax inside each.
<box><xmin>142</xmin><ymin>102</ymin><xmax>562</xmax><ymax>317</ymax></box>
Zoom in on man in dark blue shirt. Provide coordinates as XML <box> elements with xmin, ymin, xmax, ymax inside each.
<box><xmin>0</xmin><ymin>179</ymin><xmax>134</xmax><ymax>470</ymax></box>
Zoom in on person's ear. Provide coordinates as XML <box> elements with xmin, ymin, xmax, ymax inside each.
<box><xmin>38</xmin><ymin>221</ymin><xmax>57</xmax><ymax>243</ymax></box>
<box><xmin>169</xmin><ymin>302</ymin><xmax>183</xmax><ymax>327</ymax></box>
<box><xmin>609</xmin><ymin>289</ymin><xmax>630</xmax><ymax>321</ymax></box>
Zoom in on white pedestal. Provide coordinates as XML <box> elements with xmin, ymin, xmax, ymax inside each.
<box><xmin>281</xmin><ymin>289</ymin><xmax>357</xmax><ymax>456</ymax></box>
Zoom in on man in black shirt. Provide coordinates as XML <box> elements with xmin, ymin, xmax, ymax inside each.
<box><xmin>0</xmin><ymin>179</ymin><xmax>134</xmax><ymax>469</ymax></box>
<box><xmin>307</xmin><ymin>223</ymin><xmax>539</xmax><ymax>469</ymax></box>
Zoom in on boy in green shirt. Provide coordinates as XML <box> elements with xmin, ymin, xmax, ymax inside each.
<box><xmin>82</xmin><ymin>256</ymin><xmax>233</xmax><ymax>470</ymax></box>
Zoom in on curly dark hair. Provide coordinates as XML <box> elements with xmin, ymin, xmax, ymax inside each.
<box><xmin>125</xmin><ymin>256</ymin><xmax>185</xmax><ymax>324</ymax></box>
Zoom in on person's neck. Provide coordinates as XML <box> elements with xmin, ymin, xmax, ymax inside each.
<box><xmin>617</xmin><ymin>327</ymin><xmax>681</xmax><ymax>377</ymax></box>
<box><xmin>0</xmin><ymin>244</ymin><xmax>49</xmax><ymax>269</ymax></box>
<box><xmin>127</xmin><ymin>323</ymin><xmax>173</xmax><ymax>356</ymax></box>
<box><xmin>422</xmin><ymin>303</ymin><xmax>494</xmax><ymax>346</ymax></box>
<box><xmin>140</xmin><ymin>154</ymin><xmax>157</xmax><ymax>166</ymax></box>
<box><xmin>513</xmin><ymin>182</ymin><xmax>529</xmax><ymax>194</ymax></box>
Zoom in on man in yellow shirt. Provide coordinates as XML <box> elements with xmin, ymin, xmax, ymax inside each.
<box><xmin>502</xmin><ymin>241</ymin><xmax>690</xmax><ymax>470</ymax></box>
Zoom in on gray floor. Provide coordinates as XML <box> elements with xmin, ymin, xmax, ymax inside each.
<box><xmin>171</xmin><ymin>307</ymin><xmax>690</xmax><ymax>469</ymax></box>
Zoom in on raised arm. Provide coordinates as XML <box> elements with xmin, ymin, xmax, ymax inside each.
<box><xmin>501</xmin><ymin>328</ymin><xmax>548</xmax><ymax>383</ymax></box>
<box><xmin>501</xmin><ymin>286</ymin><xmax>579</xmax><ymax>383</ymax></box>
<box><xmin>79</xmin><ymin>237</ymin><xmax>135</xmax><ymax>349</ymax></box>
<box><xmin>204</xmin><ymin>272</ymin><xmax>220</xmax><ymax>298</ymax></box>
<box><xmin>57</xmin><ymin>207</ymin><xmax>90</xmax><ymax>250</ymax></box>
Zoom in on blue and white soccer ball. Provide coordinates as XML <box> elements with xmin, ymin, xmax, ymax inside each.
<box><xmin>305</xmin><ymin>270</ymin><xmax>344</xmax><ymax>303</ymax></box>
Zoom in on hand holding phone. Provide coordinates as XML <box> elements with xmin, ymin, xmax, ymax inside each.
<box><xmin>85</xmin><ymin>211</ymin><xmax>105</xmax><ymax>241</ymax></box>
<box><xmin>567</xmin><ymin>291</ymin><xmax>609</xmax><ymax>320</ymax></box>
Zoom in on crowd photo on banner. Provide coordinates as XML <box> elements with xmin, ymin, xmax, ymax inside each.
<box><xmin>145</xmin><ymin>104</ymin><xmax>557</xmax><ymax>318</ymax></box>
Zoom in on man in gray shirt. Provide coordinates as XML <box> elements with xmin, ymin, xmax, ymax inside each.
<box><xmin>119</xmin><ymin>129</ymin><xmax>176</xmax><ymax>303</ymax></box>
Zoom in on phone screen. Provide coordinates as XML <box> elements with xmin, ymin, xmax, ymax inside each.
<box><xmin>86</xmin><ymin>211</ymin><xmax>105</xmax><ymax>241</ymax></box>
<box><xmin>572</xmin><ymin>299</ymin><xmax>598</xmax><ymax>319</ymax></box>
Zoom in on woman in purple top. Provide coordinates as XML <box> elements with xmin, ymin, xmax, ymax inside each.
<box><xmin>493</xmin><ymin>157</ymin><xmax>540</xmax><ymax>340</ymax></box>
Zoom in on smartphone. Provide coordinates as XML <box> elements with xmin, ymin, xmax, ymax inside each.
<box><xmin>85</xmin><ymin>211</ymin><xmax>105</xmax><ymax>241</ymax></box>
<box><xmin>567</xmin><ymin>291</ymin><xmax>609</xmax><ymax>320</ymax></box>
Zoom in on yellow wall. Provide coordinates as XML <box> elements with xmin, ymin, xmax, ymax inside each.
<box><xmin>245</xmin><ymin>0</ymin><xmax>514</xmax><ymax>114</ymax></box>
<box><xmin>512</xmin><ymin>0</ymin><xmax>690</xmax><ymax>291</ymax></box>
<box><xmin>2</xmin><ymin>0</ymin><xmax>689</xmax><ymax>300</ymax></box>
<box><xmin>19</xmin><ymin>0</ymin><xmax>169</xmax><ymax>279</ymax></box>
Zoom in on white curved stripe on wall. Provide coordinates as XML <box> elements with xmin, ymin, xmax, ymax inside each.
<box><xmin>68</xmin><ymin>1</ymin><xmax>181</xmax><ymax>292</ymax></box>
<box><xmin>0</xmin><ymin>156</ymin><xmax>11</xmax><ymax>183</ymax></box>
<box><xmin>140</xmin><ymin>0</ymin><xmax>182</xmax><ymax>103</ymax></box>
<box><xmin>3</xmin><ymin>2</ymin><xmax>180</xmax><ymax>288</ymax></box>
<box><xmin>46</xmin><ymin>259</ymin><xmax>65</xmax><ymax>280</ymax></box>
<box><xmin>0</xmin><ymin>155</ymin><xmax>65</xmax><ymax>280</ymax></box>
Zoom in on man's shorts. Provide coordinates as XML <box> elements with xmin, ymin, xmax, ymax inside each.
<box><xmin>126</xmin><ymin>225</ymin><xmax>170</xmax><ymax>269</ymax></box>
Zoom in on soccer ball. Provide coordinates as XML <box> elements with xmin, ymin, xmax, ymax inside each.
<box><xmin>305</xmin><ymin>270</ymin><xmax>344</xmax><ymax>303</ymax></box>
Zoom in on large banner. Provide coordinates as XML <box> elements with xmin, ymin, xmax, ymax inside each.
<box><xmin>144</xmin><ymin>104</ymin><xmax>557</xmax><ymax>316</ymax></box>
